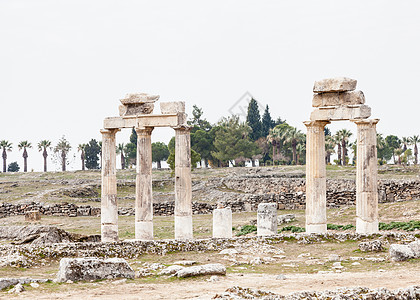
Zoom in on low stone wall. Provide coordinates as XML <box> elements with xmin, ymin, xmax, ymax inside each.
<box><xmin>0</xmin><ymin>179</ymin><xmax>419</xmax><ymax>218</ymax></box>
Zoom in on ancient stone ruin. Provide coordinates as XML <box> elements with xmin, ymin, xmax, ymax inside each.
<box><xmin>305</xmin><ymin>77</ymin><xmax>379</xmax><ymax>234</ymax></box>
<box><xmin>100</xmin><ymin>93</ymin><xmax>192</xmax><ymax>242</ymax></box>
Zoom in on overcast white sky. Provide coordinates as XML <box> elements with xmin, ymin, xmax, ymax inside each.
<box><xmin>1</xmin><ymin>0</ymin><xmax>419</xmax><ymax>171</ymax></box>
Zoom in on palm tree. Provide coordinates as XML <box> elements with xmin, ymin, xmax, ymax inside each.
<box><xmin>401</xmin><ymin>137</ymin><xmax>409</xmax><ymax>152</ymax></box>
<box><xmin>116</xmin><ymin>143</ymin><xmax>126</xmax><ymax>169</ymax></box>
<box><xmin>18</xmin><ymin>141</ymin><xmax>32</xmax><ymax>172</ymax></box>
<box><xmin>77</xmin><ymin>144</ymin><xmax>86</xmax><ymax>171</ymax></box>
<box><xmin>395</xmin><ymin>148</ymin><xmax>403</xmax><ymax>165</ymax></box>
<box><xmin>0</xmin><ymin>140</ymin><xmax>12</xmax><ymax>172</ymax></box>
<box><xmin>296</xmin><ymin>143</ymin><xmax>306</xmax><ymax>165</ymax></box>
<box><xmin>282</xmin><ymin>127</ymin><xmax>304</xmax><ymax>165</ymax></box>
<box><xmin>409</xmin><ymin>135</ymin><xmax>420</xmax><ymax>165</ymax></box>
<box><xmin>54</xmin><ymin>137</ymin><xmax>71</xmax><ymax>171</ymax></box>
<box><xmin>268</xmin><ymin>128</ymin><xmax>280</xmax><ymax>165</ymax></box>
<box><xmin>325</xmin><ymin>135</ymin><xmax>335</xmax><ymax>164</ymax></box>
<box><xmin>333</xmin><ymin>132</ymin><xmax>342</xmax><ymax>166</ymax></box>
<box><xmin>338</xmin><ymin>129</ymin><xmax>352</xmax><ymax>166</ymax></box>
<box><xmin>38</xmin><ymin>140</ymin><xmax>51</xmax><ymax>172</ymax></box>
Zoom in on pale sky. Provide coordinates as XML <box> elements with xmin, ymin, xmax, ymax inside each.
<box><xmin>1</xmin><ymin>0</ymin><xmax>419</xmax><ymax>171</ymax></box>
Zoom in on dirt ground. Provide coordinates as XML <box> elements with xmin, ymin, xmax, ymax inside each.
<box><xmin>12</xmin><ymin>266</ymin><xmax>420</xmax><ymax>299</ymax></box>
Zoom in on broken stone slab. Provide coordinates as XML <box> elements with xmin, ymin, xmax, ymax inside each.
<box><xmin>160</xmin><ymin>101</ymin><xmax>185</xmax><ymax>114</ymax></box>
<box><xmin>257</xmin><ymin>203</ymin><xmax>277</xmax><ymax>236</ymax></box>
<box><xmin>25</xmin><ymin>210</ymin><xmax>41</xmax><ymax>221</ymax></box>
<box><xmin>310</xmin><ymin>105</ymin><xmax>371</xmax><ymax>121</ymax></box>
<box><xmin>158</xmin><ymin>265</ymin><xmax>184</xmax><ymax>275</ymax></box>
<box><xmin>176</xmin><ymin>263</ymin><xmax>226</xmax><ymax>278</ymax></box>
<box><xmin>56</xmin><ymin>258</ymin><xmax>135</xmax><ymax>282</ymax></box>
<box><xmin>277</xmin><ymin>214</ymin><xmax>295</xmax><ymax>224</ymax></box>
<box><xmin>313</xmin><ymin>77</ymin><xmax>357</xmax><ymax>93</ymax></box>
<box><xmin>389</xmin><ymin>240</ymin><xmax>420</xmax><ymax>261</ymax></box>
<box><xmin>173</xmin><ymin>260</ymin><xmax>196</xmax><ymax>266</ymax></box>
<box><xmin>118</xmin><ymin>93</ymin><xmax>159</xmax><ymax>116</ymax></box>
<box><xmin>312</xmin><ymin>90</ymin><xmax>365</xmax><ymax>107</ymax></box>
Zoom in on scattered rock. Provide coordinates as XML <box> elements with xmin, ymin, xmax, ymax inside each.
<box><xmin>249</xmin><ymin>257</ymin><xmax>263</xmax><ymax>265</ymax></box>
<box><xmin>56</xmin><ymin>258</ymin><xmax>135</xmax><ymax>282</ymax></box>
<box><xmin>277</xmin><ymin>214</ymin><xmax>295</xmax><ymax>224</ymax></box>
<box><xmin>359</xmin><ymin>239</ymin><xmax>384</xmax><ymax>252</ymax></box>
<box><xmin>173</xmin><ymin>260</ymin><xmax>196</xmax><ymax>266</ymax></box>
<box><xmin>276</xmin><ymin>274</ymin><xmax>286</xmax><ymax>280</ymax></box>
<box><xmin>207</xmin><ymin>275</ymin><xmax>220</xmax><ymax>282</ymax></box>
<box><xmin>176</xmin><ymin>264</ymin><xmax>226</xmax><ymax>278</ymax></box>
<box><xmin>351</xmin><ymin>262</ymin><xmax>361</xmax><ymax>266</ymax></box>
<box><xmin>30</xmin><ymin>282</ymin><xmax>40</xmax><ymax>288</ymax></box>
<box><xmin>332</xmin><ymin>262</ymin><xmax>343</xmax><ymax>269</ymax></box>
<box><xmin>327</xmin><ymin>254</ymin><xmax>341</xmax><ymax>262</ymax></box>
<box><xmin>8</xmin><ymin>283</ymin><xmax>24</xmax><ymax>294</ymax></box>
<box><xmin>111</xmin><ymin>278</ymin><xmax>127</xmax><ymax>285</ymax></box>
<box><xmin>298</xmin><ymin>253</ymin><xmax>310</xmax><ymax>258</ymax></box>
<box><xmin>219</xmin><ymin>249</ymin><xmax>239</xmax><ymax>255</ymax></box>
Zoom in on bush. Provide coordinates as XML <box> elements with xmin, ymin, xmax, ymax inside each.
<box><xmin>379</xmin><ymin>221</ymin><xmax>420</xmax><ymax>231</ymax></box>
<box><xmin>279</xmin><ymin>225</ymin><xmax>305</xmax><ymax>233</ymax></box>
<box><xmin>7</xmin><ymin>162</ymin><xmax>19</xmax><ymax>172</ymax></box>
<box><xmin>327</xmin><ymin>224</ymin><xmax>355</xmax><ymax>230</ymax></box>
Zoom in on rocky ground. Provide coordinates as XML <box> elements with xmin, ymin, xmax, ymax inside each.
<box><xmin>0</xmin><ymin>166</ymin><xmax>419</xmax><ymax>299</ymax></box>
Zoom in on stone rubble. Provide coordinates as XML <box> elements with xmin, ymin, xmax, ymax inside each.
<box><xmin>389</xmin><ymin>240</ymin><xmax>420</xmax><ymax>261</ymax></box>
<box><xmin>175</xmin><ymin>263</ymin><xmax>226</xmax><ymax>278</ymax></box>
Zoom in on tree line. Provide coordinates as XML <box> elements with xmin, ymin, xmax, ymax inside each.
<box><xmin>2</xmin><ymin>98</ymin><xmax>420</xmax><ymax>172</ymax></box>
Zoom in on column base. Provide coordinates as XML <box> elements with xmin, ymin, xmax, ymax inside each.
<box><xmin>257</xmin><ymin>228</ymin><xmax>277</xmax><ymax>236</ymax></box>
<box><xmin>356</xmin><ymin>218</ymin><xmax>378</xmax><ymax>234</ymax></box>
<box><xmin>135</xmin><ymin>221</ymin><xmax>154</xmax><ymax>240</ymax></box>
<box><xmin>306</xmin><ymin>223</ymin><xmax>327</xmax><ymax>234</ymax></box>
<box><xmin>101</xmin><ymin>224</ymin><xmax>118</xmax><ymax>242</ymax></box>
<box><xmin>175</xmin><ymin>215</ymin><xmax>193</xmax><ymax>240</ymax></box>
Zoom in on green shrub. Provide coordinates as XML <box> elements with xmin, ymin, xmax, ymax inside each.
<box><xmin>236</xmin><ymin>225</ymin><xmax>257</xmax><ymax>236</ymax></box>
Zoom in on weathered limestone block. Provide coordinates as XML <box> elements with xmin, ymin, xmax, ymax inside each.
<box><xmin>257</xmin><ymin>203</ymin><xmax>277</xmax><ymax>236</ymax></box>
<box><xmin>310</xmin><ymin>105</ymin><xmax>371</xmax><ymax>121</ymax></box>
<box><xmin>160</xmin><ymin>101</ymin><xmax>185</xmax><ymax>114</ymax></box>
<box><xmin>176</xmin><ymin>263</ymin><xmax>226</xmax><ymax>278</ymax></box>
<box><xmin>119</xmin><ymin>93</ymin><xmax>159</xmax><ymax>116</ymax></box>
<box><xmin>312</xmin><ymin>90</ymin><xmax>365</xmax><ymax>107</ymax></box>
<box><xmin>25</xmin><ymin>211</ymin><xmax>41</xmax><ymax>221</ymax></box>
<box><xmin>56</xmin><ymin>258</ymin><xmax>135</xmax><ymax>282</ymax></box>
<box><xmin>389</xmin><ymin>243</ymin><xmax>418</xmax><ymax>261</ymax></box>
<box><xmin>212</xmin><ymin>207</ymin><xmax>232</xmax><ymax>238</ymax></box>
<box><xmin>313</xmin><ymin>77</ymin><xmax>357</xmax><ymax>93</ymax></box>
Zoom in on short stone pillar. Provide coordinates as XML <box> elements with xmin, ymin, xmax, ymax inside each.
<box><xmin>257</xmin><ymin>203</ymin><xmax>277</xmax><ymax>236</ymax></box>
<box><xmin>212</xmin><ymin>204</ymin><xmax>232</xmax><ymax>239</ymax></box>
<box><xmin>354</xmin><ymin>119</ymin><xmax>380</xmax><ymax>234</ymax></box>
<box><xmin>135</xmin><ymin>127</ymin><xmax>154</xmax><ymax>240</ymax></box>
<box><xmin>174</xmin><ymin>126</ymin><xmax>193</xmax><ymax>239</ymax></box>
<box><xmin>25</xmin><ymin>210</ymin><xmax>41</xmax><ymax>221</ymax></box>
<box><xmin>100</xmin><ymin>129</ymin><xmax>120</xmax><ymax>242</ymax></box>
<box><xmin>304</xmin><ymin>120</ymin><xmax>329</xmax><ymax>234</ymax></box>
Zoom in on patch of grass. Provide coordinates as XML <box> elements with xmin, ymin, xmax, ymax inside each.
<box><xmin>379</xmin><ymin>220</ymin><xmax>420</xmax><ymax>231</ymax></box>
<box><xmin>279</xmin><ymin>225</ymin><xmax>305</xmax><ymax>233</ymax></box>
<box><xmin>327</xmin><ymin>224</ymin><xmax>356</xmax><ymax>230</ymax></box>
<box><xmin>236</xmin><ymin>225</ymin><xmax>257</xmax><ymax>236</ymax></box>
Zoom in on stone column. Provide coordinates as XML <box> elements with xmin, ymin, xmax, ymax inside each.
<box><xmin>213</xmin><ymin>207</ymin><xmax>232</xmax><ymax>238</ymax></box>
<box><xmin>257</xmin><ymin>203</ymin><xmax>277</xmax><ymax>236</ymax></box>
<box><xmin>353</xmin><ymin>119</ymin><xmax>380</xmax><ymax>234</ymax></box>
<box><xmin>304</xmin><ymin>121</ymin><xmax>330</xmax><ymax>234</ymax></box>
<box><xmin>135</xmin><ymin>127</ymin><xmax>154</xmax><ymax>240</ymax></box>
<box><xmin>174</xmin><ymin>126</ymin><xmax>193</xmax><ymax>239</ymax></box>
<box><xmin>100</xmin><ymin>129</ymin><xmax>120</xmax><ymax>242</ymax></box>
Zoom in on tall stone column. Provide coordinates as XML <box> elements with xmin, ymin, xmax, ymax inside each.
<box><xmin>354</xmin><ymin>119</ymin><xmax>379</xmax><ymax>234</ymax></box>
<box><xmin>174</xmin><ymin>126</ymin><xmax>193</xmax><ymax>239</ymax></box>
<box><xmin>135</xmin><ymin>127</ymin><xmax>154</xmax><ymax>240</ymax></box>
<box><xmin>304</xmin><ymin>121</ymin><xmax>330</xmax><ymax>234</ymax></box>
<box><xmin>100</xmin><ymin>129</ymin><xmax>120</xmax><ymax>242</ymax></box>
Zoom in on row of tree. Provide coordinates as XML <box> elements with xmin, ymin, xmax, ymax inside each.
<box><xmin>3</xmin><ymin>99</ymin><xmax>420</xmax><ymax>172</ymax></box>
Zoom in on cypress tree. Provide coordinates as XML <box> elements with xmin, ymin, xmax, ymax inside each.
<box><xmin>261</xmin><ymin>105</ymin><xmax>275</xmax><ymax>137</ymax></box>
<box><xmin>246</xmin><ymin>98</ymin><xmax>262</xmax><ymax>141</ymax></box>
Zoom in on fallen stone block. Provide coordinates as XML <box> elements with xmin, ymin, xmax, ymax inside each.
<box><xmin>313</xmin><ymin>77</ymin><xmax>357</xmax><ymax>93</ymax></box>
<box><xmin>159</xmin><ymin>265</ymin><xmax>184</xmax><ymax>275</ymax></box>
<box><xmin>56</xmin><ymin>258</ymin><xmax>135</xmax><ymax>282</ymax></box>
<box><xmin>176</xmin><ymin>263</ymin><xmax>226</xmax><ymax>278</ymax></box>
<box><xmin>310</xmin><ymin>105</ymin><xmax>371</xmax><ymax>121</ymax></box>
<box><xmin>25</xmin><ymin>210</ymin><xmax>41</xmax><ymax>221</ymax></box>
<box><xmin>312</xmin><ymin>90</ymin><xmax>365</xmax><ymax>107</ymax></box>
<box><xmin>389</xmin><ymin>244</ymin><xmax>416</xmax><ymax>261</ymax></box>
<box><xmin>160</xmin><ymin>101</ymin><xmax>185</xmax><ymax>114</ymax></box>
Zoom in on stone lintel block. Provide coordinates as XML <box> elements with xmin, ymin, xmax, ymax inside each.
<box><xmin>120</xmin><ymin>93</ymin><xmax>159</xmax><ymax>105</ymax></box>
<box><xmin>310</xmin><ymin>105</ymin><xmax>371</xmax><ymax>121</ymax></box>
<box><xmin>312</xmin><ymin>90</ymin><xmax>365</xmax><ymax>107</ymax></box>
<box><xmin>313</xmin><ymin>77</ymin><xmax>357</xmax><ymax>93</ymax></box>
<box><xmin>56</xmin><ymin>258</ymin><xmax>134</xmax><ymax>282</ymax></box>
<box><xmin>160</xmin><ymin>102</ymin><xmax>185</xmax><ymax>114</ymax></box>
